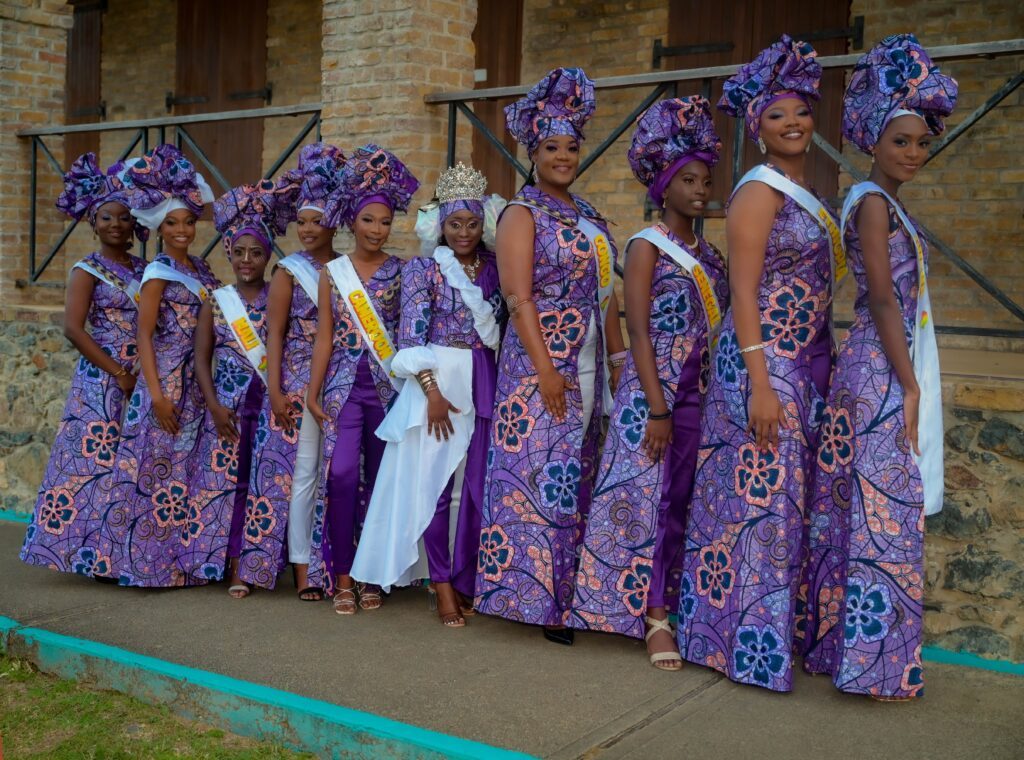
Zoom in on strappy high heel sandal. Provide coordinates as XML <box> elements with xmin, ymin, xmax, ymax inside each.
<box><xmin>357</xmin><ymin>582</ymin><xmax>383</xmax><ymax>611</ymax></box>
<box><xmin>427</xmin><ymin>584</ymin><xmax>466</xmax><ymax>628</ymax></box>
<box><xmin>333</xmin><ymin>585</ymin><xmax>357</xmax><ymax>615</ymax></box>
<box><xmin>645</xmin><ymin>616</ymin><xmax>683</xmax><ymax>671</ymax></box>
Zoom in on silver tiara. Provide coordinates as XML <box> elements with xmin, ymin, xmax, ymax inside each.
<box><xmin>436</xmin><ymin>162</ymin><xmax>487</xmax><ymax>204</ymax></box>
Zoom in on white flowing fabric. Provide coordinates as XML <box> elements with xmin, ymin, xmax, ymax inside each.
<box><xmin>350</xmin><ymin>344</ymin><xmax>476</xmax><ymax>590</ymax></box>
<box><xmin>432</xmin><ymin>246</ymin><xmax>500</xmax><ymax>350</ymax></box>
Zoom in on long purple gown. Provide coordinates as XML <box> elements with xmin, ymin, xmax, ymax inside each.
<box><xmin>179</xmin><ymin>285</ymin><xmax>268</xmax><ymax>585</ymax></box>
<box><xmin>570</xmin><ymin>226</ymin><xmax>728</xmax><ymax>638</ymax></box>
<box><xmin>475</xmin><ymin>185</ymin><xmax>613</xmax><ymax>627</ymax></box>
<box><xmin>802</xmin><ymin>190</ymin><xmax>927</xmax><ymax>698</ymax></box>
<box><xmin>307</xmin><ymin>255</ymin><xmax>403</xmax><ymax>594</ymax></box>
<box><xmin>677</xmin><ymin>169</ymin><xmax>835</xmax><ymax>691</ymax></box>
<box><xmin>396</xmin><ymin>251</ymin><xmax>502</xmax><ymax>598</ymax></box>
<box><xmin>20</xmin><ymin>252</ymin><xmax>146</xmax><ymax>576</ymax></box>
<box><xmin>240</xmin><ymin>252</ymin><xmax>326</xmax><ymax>589</ymax></box>
<box><xmin>98</xmin><ymin>253</ymin><xmax>221</xmax><ymax>587</ymax></box>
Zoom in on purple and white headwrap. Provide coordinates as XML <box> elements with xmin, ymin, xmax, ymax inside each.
<box><xmin>505</xmin><ymin>67</ymin><xmax>596</xmax><ymax>157</ymax></box>
<box><xmin>56</xmin><ymin>152</ymin><xmax>149</xmax><ymax>241</ymax></box>
<box><xmin>214</xmin><ymin>179</ymin><xmax>298</xmax><ymax>255</ymax></box>
<box><xmin>718</xmin><ymin>35</ymin><xmax>822</xmax><ymax>140</ymax></box>
<box><xmin>122</xmin><ymin>144</ymin><xmax>214</xmax><ymax>231</ymax></box>
<box><xmin>842</xmin><ymin>34</ymin><xmax>958</xmax><ymax>155</ymax></box>
<box><xmin>280</xmin><ymin>142</ymin><xmax>346</xmax><ymax>222</ymax></box>
<box><xmin>628</xmin><ymin>96</ymin><xmax>722</xmax><ymax>207</ymax></box>
<box><xmin>321</xmin><ymin>144</ymin><xmax>420</xmax><ymax>229</ymax></box>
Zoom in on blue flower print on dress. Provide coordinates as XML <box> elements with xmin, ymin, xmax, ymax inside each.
<box><xmin>715</xmin><ymin>331</ymin><xmax>742</xmax><ymax>389</ymax></box>
<box><xmin>78</xmin><ymin>355</ymin><xmax>102</xmax><ymax>380</ymax></box>
<box><xmin>679</xmin><ymin>572</ymin><xmax>699</xmax><ymax>621</ymax></box>
<box><xmin>844</xmin><ymin>581</ymin><xmax>892</xmax><ymax>644</ymax></box>
<box><xmin>214</xmin><ymin>358</ymin><xmax>250</xmax><ymax>396</ymax></box>
<box><xmin>539</xmin><ymin>458</ymin><xmax>582</xmax><ymax>515</ymax></box>
<box><xmin>652</xmin><ymin>289</ymin><xmax>692</xmax><ymax>333</ymax></box>
<box><xmin>125</xmin><ymin>390</ymin><xmax>142</xmax><ymax>425</ymax></box>
<box><xmin>254</xmin><ymin>409</ymin><xmax>270</xmax><ymax>450</ymax></box>
<box><xmin>734</xmin><ymin>624</ymin><xmax>789</xmax><ymax>687</ymax></box>
<box><xmin>618</xmin><ymin>391</ymin><xmax>650</xmax><ymax>449</ymax></box>
<box><xmin>71</xmin><ymin>546</ymin><xmax>110</xmax><ymax>577</ymax></box>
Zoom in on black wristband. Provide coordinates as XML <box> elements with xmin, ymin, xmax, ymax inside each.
<box><xmin>648</xmin><ymin>410</ymin><xmax>671</xmax><ymax>421</ymax></box>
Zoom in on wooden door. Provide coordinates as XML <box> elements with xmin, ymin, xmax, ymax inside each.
<box><xmin>174</xmin><ymin>0</ymin><xmax>268</xmax><ymax>194</ymax></box>
<box><xmin>471</xmin><ymin>0</ymin><xmax>523</xmax><ymax>200</ymax></box>
<box><xmin>65</xmin><ymin>0</ymin><xmax>104</xmax><ymax>164</ymax></box>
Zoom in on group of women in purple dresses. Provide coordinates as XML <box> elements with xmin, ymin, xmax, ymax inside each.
<box><xmin>21</xmin><ymin>32</ymin><xmax>956</xmax><ymax>700</ymax></box>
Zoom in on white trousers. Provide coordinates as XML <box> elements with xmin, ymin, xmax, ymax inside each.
<box><xmin>286</xmin><ymin>406</ymin><xmax>323</xmax><ymax>564</ymax></box>
<box><xmin>578</xmin><ymin>313</ymin><xmax>598</xmax><ymax>434</ymax></box>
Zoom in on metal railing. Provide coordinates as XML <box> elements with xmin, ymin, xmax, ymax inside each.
<box><xmin>426</xmin><ymin>39</ymin><xmax>1024</xmax><ymax>339</ymax></box>
<box><xmin>16</xmin><ymin>103</ymin><xmax>322</xmax><ymax>286</ymax></box>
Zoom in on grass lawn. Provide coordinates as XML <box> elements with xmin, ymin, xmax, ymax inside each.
<box><xmin>0</xmin><ymin>656</ymin><xmax>315</xmax><ymax>759</ymax></box>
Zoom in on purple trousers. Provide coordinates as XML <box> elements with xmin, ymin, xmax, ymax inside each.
<box><xmin>326</xmin><ymin>356</ymin><xmax>386</xmax><ymax>576</ymax></box>
<box><xmin>649</xmin><ymin>349</ymin><xmax>702</xmax><ymax>610</ymax></box>
<box><xmin>227</xmin><ymin>379</ymin><xmax>266</xmax><ymax>560</ymax></box>
<box><xmin>422</xmin><ymin>346</ymin><xmax>496</xmax><ymax>598</ymax></box>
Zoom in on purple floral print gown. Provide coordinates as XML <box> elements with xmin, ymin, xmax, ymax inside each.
<box><xmin>677</xmin><ymin>170</ymin><xmax>835</xmax><ymax>691</ymax></box>
<box><xmin>475</xmin><ymin>184</ymin><xmax>615</xmax><ymax>627</ymax></box>
<box><xmin>802</xmin><ymin>190</ymin><xmax>928</xmax><ymax>698</ymax></box>
<box><xmin>98</xmin><ymin>254</ymin><xmax>221</xmax><ymax>587</ymax></box>
<box><xmin>20</xmin><ymin>252</ymin><xmax>146</xmax><ymax>576</ymax></box>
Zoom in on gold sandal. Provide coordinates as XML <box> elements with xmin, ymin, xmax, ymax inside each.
<box><xmin>333</xmin><ymin>586</ymin><xmax>356</xmax><ymax>615</ymax></box>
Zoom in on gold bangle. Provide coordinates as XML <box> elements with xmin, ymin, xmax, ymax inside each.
<box><xmin>739</xmin><ymin>341</ymin><xmax>770</xmax><ymax>354</ymax></box>
<box><xmin>112</xmin><ymin>366</ymin><xmax>128</xmax><ymax>377</ymax></box>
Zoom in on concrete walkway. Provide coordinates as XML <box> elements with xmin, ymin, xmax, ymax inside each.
<box><xmin>1</xmin><ymin>521</ymin><xmax>1022</xmax><ymax>759</ymax></box>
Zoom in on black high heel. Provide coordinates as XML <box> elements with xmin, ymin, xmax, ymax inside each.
<box><xmin>543</xmin><ymin>627</ymin><xmax>575</xmax><ymax>646</ymax></box>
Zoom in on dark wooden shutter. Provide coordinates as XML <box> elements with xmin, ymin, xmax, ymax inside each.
<box><xmin>471</xmin><ymin>0</ymin><xmax>523</xmax><ymax>200</ymax></box>
<box><xmin>666</xmin><ymin>0</ymin><xmax>850</xmax><ymax>205</ymax></box>
<box><xmin>174</xmin><ymin>0</ymin><xmax>268</xmax><ymax>195</ymax></box>
<box><xmin>65</xmin><ymin>0</ymin><xmax>105</xmax><ymax>164</ymax></box>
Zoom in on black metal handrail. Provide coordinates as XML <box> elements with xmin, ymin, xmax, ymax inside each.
<box><xmin>16</xmin><ymin>103</ymin><xmax>322</xmax><ymax>286</ymax></box>
<box><xmin>427</xmin><ymin>39</ymin><xmax>1024</xmax><ymax>339</ymax></box>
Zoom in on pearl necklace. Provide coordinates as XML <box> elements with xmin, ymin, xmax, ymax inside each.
<box><xmin>460</xmin><ymin>254</ymin><xmax>481</xmax><ymax>281</ymax></box>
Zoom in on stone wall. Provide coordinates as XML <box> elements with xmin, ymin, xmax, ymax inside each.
<box><xmin>925</xmin><ymin>380</ymin><xmax>1024</xmax><ymax>661</ymax></box>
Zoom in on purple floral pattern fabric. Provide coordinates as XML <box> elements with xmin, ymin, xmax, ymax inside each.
<box><xmin>20</xmin><ymin>252</ymin><xmax>146</xmax><ymax>575</ymax></box>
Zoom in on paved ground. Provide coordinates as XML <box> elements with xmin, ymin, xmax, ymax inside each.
<box><xmin>2</xmin><ymin>521</ymin><xmax>1022</xmax><ymax>759</ymax></box>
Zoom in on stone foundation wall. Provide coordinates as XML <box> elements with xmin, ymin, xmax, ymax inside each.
<box><xmin>2</xmin><ymin>313</ymin><xmax>1022</xmax><ymax>661</ymax></box>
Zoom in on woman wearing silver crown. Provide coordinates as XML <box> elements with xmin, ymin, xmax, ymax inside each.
<box><xmin>350</xmin><ymin>163</ymin><xmax>506</xmax><ymax>627</ymax></box>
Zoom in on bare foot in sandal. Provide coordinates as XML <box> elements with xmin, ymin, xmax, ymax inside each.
<box><xmin>646</xmin><ymin>607</ymin><xmax>683</xmax><ymax>671</ymax></box>
<box><xmin>432</xmin><ymin>582</ymin><xmax>465</xmax><ymax>628</ymax></box>
<box><xmin>357</xmin><ymin>582</ymin><xmax>383</xmax><ymax>611</ymax></box>
<box><xmin>227</xmin><ymin>558</ymin><xmax>250</xmax><ymax>599</ymax></box>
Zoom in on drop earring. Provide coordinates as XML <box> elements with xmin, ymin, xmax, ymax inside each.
<box><xmin>805</xmin><ymin>140</ymin><xmax>811</xmax><ymax>154</ymax></box>
<box><xmin>757</xmin><ymin>136</ymin><xmax>767</xmax><ymax>155</ymax></box>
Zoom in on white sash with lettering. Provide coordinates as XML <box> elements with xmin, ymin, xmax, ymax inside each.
<box><xmin>140</xmin><ymin>261</ymin><xmax>209</xmax><ymax>302</ymax></box>
<box><xmin>73</xmin><ymin>259</ymin><xmax>141</xmax><ymax>307</ymax></box>
<box><xmin>842</xmin><ymin>182</ymin><xmax>944</xmax><ymax>516</ymax></box>
<box><xmin>351</xmin><ymin>344</ymin><xmax>475</xmax><ymax>591</ymax></box>
<box><xmin>627</xmin><ymin>227</ymin><xmax>722</xmax><ymax>340</ymax></box>
<box><xmin>277</xmin><ymin>253</ymin><xmax>321</xmax><ymax>302</ymax></box>
<box><xmin>212</xmin><ymin>285</ymin><xmax>268</xmax><ymax>386</ymax></box>
<box><xmin>576</xmin><ymin>214</ymin><xmax>617</xmax><ymax>412</ymax></box>
<box><xmin>432</xmin><ymin>246</ymin><xmax>500</xmax><ymax>350</ymax></box>
<box><xmin>325</xmin><ymin>255</ymin><xmax>403</xmax><ymax>392</ymax></box>
<box><xmin>734</xmin><ymin>164</ymin><xmax>848</xmax><ymax>289</ymax></box>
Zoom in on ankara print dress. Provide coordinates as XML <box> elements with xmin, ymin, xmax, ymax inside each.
<box><xmin>20</xmin><ymin>252</ymin><xmax>146</xmax><ymax>576</ymax></box>
<box><xmin>475</xmin><ymin>185</ymin><xmax>614</xmax><ymax>627</ymax></box>
<box><xmin>571</xmin><ymin>227</ymin><xmax>728</xmax><ymax>638</ymax></box>
<box><xmin>306</xmin><ymin>254</ymin><xmax>403</xmax><ymax>594</ymax></box>
<box><xmin>802</xmin><ymin>191</ymin><xmax>928</xmax><ymax>698</ymax></box>
<box><xmin>677</xmin><ymin>180</ymin><xmax>835</xmax><ymax>691</ymax></box>
<box><xmin>98</xmin><ymin>254</ymin><xmax>221</xmax><ymax>587</ymax></box>
<box><xmin>178</xmin><ymin>285</ymin><xmax>268</xmax><ymax>585</ymax></box>
<box><xmin>241</xmin><ymin>252</ymin><xmax>327</xmax><ymax>589</ymax></box>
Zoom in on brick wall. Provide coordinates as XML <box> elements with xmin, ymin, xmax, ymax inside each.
<box><xmin>320</xmin><ymin>0</ymin><xmax>477</xmax><ymax>256</ymax></box>
<box><xmin>0</xmin><ymin>1</ymin><xmax>74</xmax><ymax>306</ymax></box>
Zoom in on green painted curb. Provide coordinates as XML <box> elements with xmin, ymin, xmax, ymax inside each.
<box><xmin>3</xmin><ymin>618</ymin><xmax>535</xmax><ymax>760</ymax></box>
<box><xmin>0</xmin><ymin>509</ymin><xmax>30</xmax><ymax>524</ymax></box>
<box><xmin>922</xmin><ymin>645</ymin><xmax>1024</xmax><ymax>676</ymax></box>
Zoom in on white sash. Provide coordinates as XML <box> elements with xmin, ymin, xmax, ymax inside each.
<box><xmin>278</xmin><ymin>253</ymin><xmax>321</xmax><ymax>302</ymax></box>
<box><xmin>73</xmin><ymin>259</ymin><xmax>141</xmax><ymax>307</ymax></box>
<box><xmin>432</xmin><ymin>246</ymin><xmax>500</xmax><ymax>350</ymax></box>
<box><xmin>212</xmin><ymin>285</ymin><xmax>268</xmax><ymax>386</ymax></box>
<box><xmin>140</xmin><ymin>260</ymin><xmax>209</xmax><ymax>302</ymax></box>
<box><xmin>627</xmin><ymin>227</ymin><xmax>722</xmax><ymax>340</ymax></box>
<box><xmin>735</xmin><ymin>164</ymin><xmax>848</xmax><ymax>288</ymax></box>
<box><xmin>842</xmin><ymin>182</ymin><xmax>944</xmax><ymax>516</ymax></box>
<box><xmin>576</xmin><ymin>215</ymin><xmax>617</xmax><ymax>412</ymax></box>
<box><xmin>351</xmin><ymin>344</ymin><xmax>475</xmax><ymax>590</ymax></box>
<box><xmin>325</xmin><ymin>256</ymin><xmax>403</xmax><ymax>391</ymax></box>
